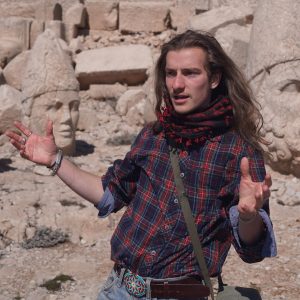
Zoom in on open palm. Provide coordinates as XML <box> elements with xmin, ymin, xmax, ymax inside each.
<box><xmin>6</xmin><ymin>120</ymin><xmax>58</xmax><ymax>167</ymax></box>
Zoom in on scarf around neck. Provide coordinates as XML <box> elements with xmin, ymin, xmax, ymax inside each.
<box><xmin>157</xmin><ymin>95</ymin><xmax>234</xmax><ymax>149</ymax></box>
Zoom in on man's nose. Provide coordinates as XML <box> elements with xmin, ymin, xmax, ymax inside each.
<box><xmin>173</xmin><ymin>74</ymin><xmax>185</xmax><ymax>91</ymax></box>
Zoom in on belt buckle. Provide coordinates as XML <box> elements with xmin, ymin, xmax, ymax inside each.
<box><xmin>123</xmin><ymin>270</ymin><xmax>146</xmax><ymax>298</ymax></box>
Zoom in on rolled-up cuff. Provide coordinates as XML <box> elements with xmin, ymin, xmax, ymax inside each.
<box><xmin>229</xmin><ymin>205</ymin><xmax>277</xmax><ymax>257</ymax></box>
<box><xmin>95</xmin><ymin>187</ymin><xmax>115</xmax><ymax>218</ymax></box>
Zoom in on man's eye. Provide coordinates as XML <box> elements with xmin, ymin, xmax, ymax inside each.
<box><xmin>166</xmin><ymin>71</ymin><xmax>176</xmax><ymax>77</ymax></box>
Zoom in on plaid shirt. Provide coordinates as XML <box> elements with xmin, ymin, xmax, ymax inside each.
<box><xmin>101</xmin><ymin>124</ymin><xmax>272</xmax><ymax>279</ymax></box>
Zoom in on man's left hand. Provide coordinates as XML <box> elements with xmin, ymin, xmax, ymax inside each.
<box><xmin>238</xmin><ymin>157</ymin><xmax>272</xmax><ymax>220</ymax></box>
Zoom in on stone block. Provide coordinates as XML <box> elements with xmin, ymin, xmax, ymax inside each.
<box><xmin>75</xmin><ymin>45</ymin><xmax>153</xmax><ymax>89</ymax></box>
<box><xmin>0</xmin><ymin>0</ymin><xmax>37</xmax><ymax>18</ymax></box>
<box><xmin>189</xmin><ymin>5</ymin><xmax>253</xmax><ymax>34</ymax></box>
<box><xmin>0</xmin><ymin>85</ymin><xmax>22</xmax><ymax>134</ymax></box>
<box><xmin>0</xmin><ymin>17</ymin><xmax>32</xmax><ymax>67</ymax></box>
<box><xmin>85</xmin><ymin>1</ymin><xmax>118</xmax><ymax>31</ymax></box>
<box><xmin>119</xmin><ymin>1</ymin><xmax>172</xmax><ymax>33</ymax></box>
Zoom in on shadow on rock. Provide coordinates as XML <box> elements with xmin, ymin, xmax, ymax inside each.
<box><xmin>75</xmin><ymin>140</ymin><xmax>95</xmax><ymax>156</ymax></box>
<box><xmin>0</xmin><ymin>158</ymin><xmax>16</xmax><ymax>173</ymax></box>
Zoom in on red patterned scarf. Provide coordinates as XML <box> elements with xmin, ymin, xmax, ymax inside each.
<box><xmin>157</xmin><ymin>96</ymin><xmax>234</xmax><ymax>149</ymax></box>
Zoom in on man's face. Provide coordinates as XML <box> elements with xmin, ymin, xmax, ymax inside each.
<box><xmin>165</xmin><ymin>47</ymin><xmax>219</xmax><ymax>114</ymax></box>
<box><xmin>30</xmin><ymin>90</ymin><xmax>80</xmax><ymax>154</ymax></box>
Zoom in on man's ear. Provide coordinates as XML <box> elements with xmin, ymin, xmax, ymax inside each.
<box><xmin>210</xmin><ymin>72</ymin><xmax>221</xmax><ymax>89</ymax></box>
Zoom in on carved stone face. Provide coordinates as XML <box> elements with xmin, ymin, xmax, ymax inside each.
<box><xmin>259</xmin><ymin>61</ymin><xmax>300</xmax><ymax>176</ymax></box>
<box><xmin>30</xmin><ymin>90</ymin><xmax>80</xmax><ymax>155</ymax></box>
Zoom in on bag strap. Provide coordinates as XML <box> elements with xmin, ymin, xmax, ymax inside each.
<box><xmin>169</xmin><ymin>147</ymin><xmax>215</xmax><ymax>300</ymax></box>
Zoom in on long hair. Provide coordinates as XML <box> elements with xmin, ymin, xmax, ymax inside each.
<box><xmin>154</xmin><ymin>30</ymin><xmax>267</xmax><ymax>152</ymax></box>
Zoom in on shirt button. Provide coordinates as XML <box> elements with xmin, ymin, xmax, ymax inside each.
<box><xmin>150</xmin><ymin>250</ymin><xmax>156</xmax><ymax>256</ymax></box>
<box><xmin>180</xmin><ymin>172</ymin><xmax>185</xmax><ymax>178</ymax></box>
<box><xmin>174</xmin><ymin>198</ymin><xmax>178</xmax><ymax>204</ymax></box>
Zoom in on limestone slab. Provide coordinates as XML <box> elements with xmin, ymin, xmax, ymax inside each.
<box><xmin>75</xmin><ymin>45</ymin><xmax>153</xmax><ymax>88</ymax></box>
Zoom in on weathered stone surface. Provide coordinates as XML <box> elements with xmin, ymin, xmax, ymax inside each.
<box><xmin>209</xmin><ymin>0</ymin><xmax>258</xmax><ymax>10</ymax></box>
<box><xmin>69</xmin><ymin>37</ymin><xmax>84</xmax><ymax>54</ymax></box>
<box><xmin>0</xmin><ymin>0</ymin><xmax>37</xmax><ymax>18</ymax></box>
<box><xmin>65</xmin><ymin>2</ymin><xmax>86</xmax><ymax>28</ymax></box>
<box><xmin>75</xmin><ymin>45</ymin><xmax>153</xmax><ymax>89</ymax></box>
<box><xmin>85</xmin><ymin>1</ymin><xmax>118</xmax><ymax>31</ymax></box>
<box><xmin>126</xmin><ymin>98</ymin><xmax>146</xmax><ymax>126</ymax></box>
<box><xmin>45</xmin><ymin>20</ymin><xmax>64</xmax><ymax>39</ymax></box>
<box><xmin>189</xmin><ymin>5</ymin><xmax>253</xmax><ymax>34</ymax></box>
<box><xmin>177</xmin><ymin>0</ymin><xmax>209</xmax><ymax>12</ymax></box>
<box><xmin>88</xmin><ymin>83</ymin><xmax>127</xmax><ymax>100</ymax></box>
<box><xmin>3</xmin><ymin>51</ymin><xmax>30</xmax><ymax>91</ymax></box>
<box><xmin>0</xmin><ymin>17</ymin><xmax>32</xmax><ymax>67</ymax></box>
<box><xmin>246</xmin><ymin>0</ymin><xmax>300</xmax><ymax>177</ymax></box>
<box><xmin>170</xmin><ymin>5</ymin><xmax>195</xmax><ymax>32</ymax></box>
<box><xmin>34</xmin><ymin>0</ymin><xmax>82</xmax><ymax>22</ymax></box>
<box><xmin>116</xmin><ymin>89</ymin><xmax>145</xmax><ymax>116</ymax></box>
<box><xmin>29</xmin><ymin>20</ymin><xmax>45</xmax><ymax>49</ymax></box>
<box><xmin>0</xmin><ymin>85</ymin><xmax>22</xmax><ymax>134</ymax></box>
<box><xmin>246</xmin><ymin>0</ymin><xmax>300</xmax><ymax>80</ymax></box>
<box><xmin>215</xmin><ymin>24</ymin><xmax>251</xmax><ymax>72</ymax></box>
<box><xmin>22</xmin><ymin>29</ymin><xmax>80</xmax><ymax>155</ymax></box>
<box><xmin>119</xmin><ymin>1</ymin><xmax>171</xmax><ymax>33</ymax></box>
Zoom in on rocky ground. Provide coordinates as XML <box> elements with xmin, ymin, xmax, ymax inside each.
<box><xmin>0</xmin><ymin>98</ymin><xmax>299</xmax><ymax>300</ymax></box>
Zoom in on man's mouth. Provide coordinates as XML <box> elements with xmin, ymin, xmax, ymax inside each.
<box><xmin>173</xmin><ymin>95</ymin><xmax>189</xmax><ymax>99</ymax></box>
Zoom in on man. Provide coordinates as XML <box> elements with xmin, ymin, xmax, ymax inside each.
<box><xmin>6</xmin><ymin>30</ymin><xmax>276</xmax><ymax>300</ymax></box>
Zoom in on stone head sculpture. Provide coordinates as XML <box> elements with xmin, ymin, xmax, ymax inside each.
<box><xmin>22</xmin><ymin>29</ymin><xmax>80</xmax><ymax>155</ymax></box>
<box><xmin>246</xmin><ymin>0</ymin><xmax>300</xmax><ymax>177</ymax></box>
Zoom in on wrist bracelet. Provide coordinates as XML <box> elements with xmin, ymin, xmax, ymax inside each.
<box><xmin>47</xmin><ymin>149</ymin><xmax>63</xmax><ymax>176</ymax></box>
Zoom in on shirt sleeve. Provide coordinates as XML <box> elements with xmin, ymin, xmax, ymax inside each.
<box><xmin>98</xmin><ymin>127</ymin><xmax>147</xmax><ymax>214</ymax></box>
<box><xmin>229</xmin><ymin>205</ymin><xmax>277</xmax><ymax>258</ymax></box>
<box><xmin>95</xmin><ymin>187</ymin><xmax>115</xmax><ymax>218</ymax></box>
<box><xmin>220</xmin><ymin>141</ymin><xmax>277</xmax><ymax>262</ymax></box>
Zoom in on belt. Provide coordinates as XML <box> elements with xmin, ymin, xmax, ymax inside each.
<box><xmin>113</xmin><ymin>263</ymin><xmax>210</xmax><ymax>299</ymax></box>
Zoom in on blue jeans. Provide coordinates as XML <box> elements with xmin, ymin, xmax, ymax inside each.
<box><xmin>97</xmin><ymin>269</ymin><xmax>207</xmax><ymax>300</ymax></box>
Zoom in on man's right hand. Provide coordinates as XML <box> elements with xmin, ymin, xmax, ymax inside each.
<box><xmin>5</xmin><ymin>120</ymin><xmax>58</xmax><ymax>167</ymax></box>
